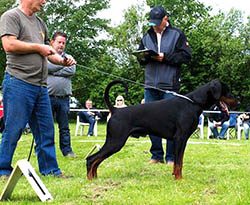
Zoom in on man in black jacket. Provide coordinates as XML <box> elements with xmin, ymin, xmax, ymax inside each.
<box><xmin>138</xmin><ymin>6</ymin><xmax>192</xmax><ymax>165</ymax></box>
<box><xmin>208</xmin><ymin>104</ymin><xmax>230</xmax><ymax>140</ymax></box>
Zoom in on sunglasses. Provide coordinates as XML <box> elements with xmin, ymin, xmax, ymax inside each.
<box><xmin>117</xmin><ymin>99</ymin><xmax>123</xmax><ymax>102</ymax></box>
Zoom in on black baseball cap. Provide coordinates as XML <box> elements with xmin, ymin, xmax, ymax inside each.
<box><xmin>149</xmin><ymin>6</ymin><xmax>166</xmax><ymax>26</ymax></box>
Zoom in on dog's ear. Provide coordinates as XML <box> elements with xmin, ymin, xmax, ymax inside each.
<box><xmin>210</xmin><ymin>79</ymin><xmax>221</xmax><ymax>100</ymax></box>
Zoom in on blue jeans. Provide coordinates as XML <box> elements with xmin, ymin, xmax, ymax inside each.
<box><xmin>209</xmin><ymin>121</ymin><xmax>230</xmax><ymax>139</ymax></box>
<box><xmin>243</xmin><ymin>122</ymin><xmax>249</xmax><ymax>139</ymax></box>
<box><xmin>78</xmin><ymin>111</ymin><xmax>96</xmax><ymax>136</ymax></box>
<box><xmin>50</xmin><ymin>97</ymin><xmax>73</xmax><ymax>156</ymax></box>
<box><xmin>0</xmin><ymin>73</ymin><xmax>61</xmax><ymax>176</ymax></box>
<box><xmin>144</xmin><ymin>88</ymin><xmax>175</xmax><ymax>162</ymax></box>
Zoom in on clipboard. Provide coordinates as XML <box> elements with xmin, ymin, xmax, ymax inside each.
<box><xmin>132</xmin><ymin>49</ymin><xmax>158</xmax><ymax>61</ymax></box>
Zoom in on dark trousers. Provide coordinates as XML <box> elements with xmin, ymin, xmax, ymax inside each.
<box><xmin>144</xmin><ymin>88</ymin><xmax>175</xmax><ymax>162</ymax></box>
<box><xmin>50</xmin><ymin>96</ymin><xmax>73</xmax><ymax>156</ymax></box>
<box><xmin>78</xmin><ymin>111</ymin><xmax>96</xmax><ymax>136</ymax></box>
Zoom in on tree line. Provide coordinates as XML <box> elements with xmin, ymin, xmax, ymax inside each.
<box><xmin>0</xmin><ymin>0</ymin><xmax>249</xmax><ymax>110</ymax></box>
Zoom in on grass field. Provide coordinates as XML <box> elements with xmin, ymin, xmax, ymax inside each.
<box><xmin>0</xmin><ymin>122</ymin><xmax>250</xmax><ymax>204</ymax></box>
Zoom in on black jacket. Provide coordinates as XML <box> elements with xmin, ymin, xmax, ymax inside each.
<box><xmin>138</xmin><ymin>23</ymin><xmax>192</xmax><ymax>91</ymax></box>
<box><xmin>208</xmin><ymin>104</ymin><xmax>229</xmax><ymax>124</ymax></box>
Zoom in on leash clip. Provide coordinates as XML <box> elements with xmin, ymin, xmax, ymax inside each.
<box><xmin>61</xmin><ymin>53</ymin><xmax>67</xmax><ymax>60</ymax></box>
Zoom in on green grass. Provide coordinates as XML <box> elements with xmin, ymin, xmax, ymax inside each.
<box><xmin>0</xmin><ymin>122</ymin><xmax>250</xmax><ymax>204</ymax></box>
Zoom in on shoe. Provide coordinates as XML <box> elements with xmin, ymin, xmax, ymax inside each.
<box><xmin>55</xmin><ymin>173</ymin><xmax>74</xmax><ymax>178</ymax></box>
<box><xmin>65</xmin><ymin>153</ymin><xmax>78</xmax><ymax>158</ymax></box>
<box><xmin>0</xmin><ymin>175</ymin><xmax>9</xmax><ymax>180</ymax></box>
<box><xmin>209</xmin><ymin>135</ymin><xmax>216</xmax><ymax>139</ymax></box>
<box><xmin>166</xmin><ymin>161</ymin><xmax>174</xmax><ymax>166</ymax></box>
<box><xmin>219</xmin><ymin>137</ymin><xmax>226</xmax><ymax>140</ymax></box>
<box><xmin>149</xmin><ymin>159</ymin><xmax>164</xmax><ymax>164</ymax></box>
<box><xmin>87</xmin><ymin>134</ymin><xmax>93</xmax><ymax>137</ymax></box>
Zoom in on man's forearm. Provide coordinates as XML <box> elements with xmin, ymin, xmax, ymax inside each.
<box><xmin>48</xmin><ymin>53</ymin><xmax>64</xmax><ymax>65</ymax></box>
<box><xmin>1</xmin><ymin>35</ymin><xmax>55</xmax><ymax>56</ymax></box>
<box><xmin>48</xmin><ymin>53</ymin><xmax>76</xmax><ymax>67</ymax></box>
<box><xmin>47</xmin><ymin>61</ymin><xmax>63</xmax><ymax>73</ymax></box>
<box><xmin>52</xmin><ymin>65</ymin><xmax>76</xmax><ymax>77</ymax></box>
<box><xmin>2</xmin><ymin>35</ymin><xmax>42</xmax><ymax>54</ymax></box>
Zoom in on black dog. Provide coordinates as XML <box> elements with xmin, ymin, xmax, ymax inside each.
<box><xmin>86</xmin><ymin>79</ymin><xmax>238</xmax><ymax>180</ymax></box>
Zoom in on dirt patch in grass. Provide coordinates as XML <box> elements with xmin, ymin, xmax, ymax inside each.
<box><xmin>82</xmin><ymin>179</ymin><xmax>121</xmax><ymax>201</ymax></box>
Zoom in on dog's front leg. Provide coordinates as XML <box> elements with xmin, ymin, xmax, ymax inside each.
<box><xmin>173</xmin><ymin>164</ymin><xmax>182</xmax><ymax>180</ymax></box>
<box><xmin>87</xmin><ymin>158</ymin><xmax>104</xmax><ymax>180</ymax></box>
<box><xmin>173</xmin><ymin>137</ymin><xmax>187</xmax><ymax>180</ymax></box>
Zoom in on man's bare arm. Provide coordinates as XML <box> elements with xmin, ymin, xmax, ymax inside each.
<box><xmin>1</xmin><ymin>35</ymin><xmax>55</xmax><ymax>56</ymax></box>
<box><xmin>2</xmin><ymin>35</ymin><xmax>76</xmax><ymax>66</ymax></box>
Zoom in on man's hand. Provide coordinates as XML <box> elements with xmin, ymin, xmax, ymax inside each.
<box><xmin>48</xmin><ymin>53</ymin><xmax>76</xmax><ymax>66</ymax></box>
<box><xmin>240</xmin><ymin>113</ymin><xmax>249</xmax><ymax>121</ymax></box>
<box><xmin>39</xmin><ymin>45</ymin><xmax>56</xmax><ymax>57</ymax></box>
<box><xmin>151</xmin><ymin>52</ymin><xmax>164</xmax><ymax>62</ymax></box>
<box><xmin>61</xmin><ymin>56</ymin><xmax>76</xmax><ymax>66</ymax></box>
<box><xmin>87</xmin><ymin>111</ymin><xmax>95</xmax><ymax>116</ymax></box>
<box><xmin>213</xmin><ymin>121</ymin><xmax>221</xmax><ymax>127</ymax></box>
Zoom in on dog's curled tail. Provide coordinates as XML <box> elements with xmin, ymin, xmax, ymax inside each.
<box><xmin>104</xmin><ymin>80</ymin><xmax>128</xmax><ymax>113</ymax></box>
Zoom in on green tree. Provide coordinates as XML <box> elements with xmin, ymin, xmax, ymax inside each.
<box><xmin>0</xmin><ymin>0</ymin><xmax>112</xmax><ymax>108</ymax></box>
<box><xmin>105</xmin><ymin>5</ymin><xmax>146</xmax><ymax>106</ymax></box>
<box><xmin>106</xmin><ymin>0</ymin><xmax>211</xmax><ymax>105</ymax></box>
<box><xmin>0</xmin><ymin>0</ymin><xmax>15</xmax><ymax>15</ymax></box>
<box><xmin>38</xmin><ymin>0</ymin><xmax>111</xmax><ymax>107</ymax></box>
<box><xmin>146</xmin><ymin>0</ymin><xmax>211</xmax><ymax>32</ymax></box>
<box><xmin>108</xmin><ymin>0</ymin><xmax>250</xmax><ymax>109</ymax></box>
<box><xmin>1</xmin><ymin>0</ymin><xmax>249</xmax><ymax>110</ymax></box>
<box><xmin>184</xmin><ymin>9</ymin><xmax>250</xmax><ymax>108</ymax></box>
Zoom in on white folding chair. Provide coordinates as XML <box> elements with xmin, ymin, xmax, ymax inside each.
<box><xmin>74</xmin><ymin>115</ymin><xmax>98</xmax><ymax>136</ymax></box>
<box><xmin>236</xmin><ymin>116</ymin><xmax>244</xmax><ymax>140</ymax></box>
